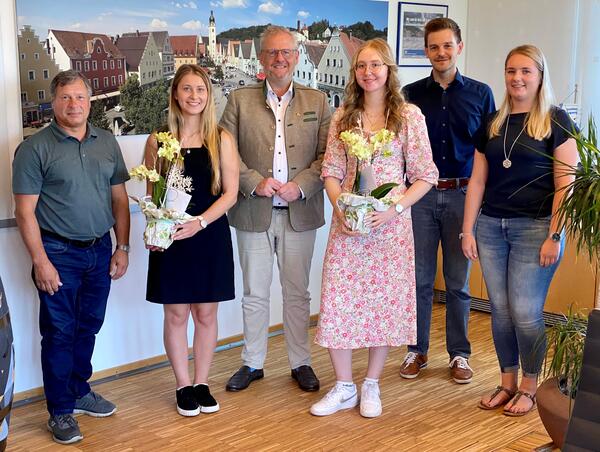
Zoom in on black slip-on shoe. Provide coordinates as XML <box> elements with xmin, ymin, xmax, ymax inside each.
<box><xmin>291</xmin><ymin>365</ymin><xmax>320</xmax><ymax>391</ymax></box>
<box><xmin>225</xmin><ymin>366</ymin><xmax>264</xmax><ymax>391</ymax></box>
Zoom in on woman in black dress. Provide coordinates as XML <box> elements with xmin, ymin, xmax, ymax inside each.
<box><xmin>144</xmin><ymin>64</ymin><xmax>239</xmax><ymax>416</ymax></box>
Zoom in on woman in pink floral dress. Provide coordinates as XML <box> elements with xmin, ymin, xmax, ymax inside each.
<box><xmin>311</xmin><ymin>39</ymin><xmax>438</xmax><ymax>418</ymax></box>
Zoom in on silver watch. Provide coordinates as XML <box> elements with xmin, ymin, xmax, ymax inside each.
<box><xmin>197</xmin><ymin>216</ymin><xmax>208</xmax><ymax>229</ymax></box>
<box><xmin>395</xmin><ymin>203</ymin><xmax>404</xmax><ymax>214</ymax></box>
<box><xmin>117</xmin><ymin>244</ymin><xmax>130</xmax><ymax>253</ymax></box>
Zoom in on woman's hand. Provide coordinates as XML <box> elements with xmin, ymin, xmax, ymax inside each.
<box><xmin>172</xmin><ymin>219</ymin><xmax>202</xmax><ymax>241</ymax></box>
<box><xmin>365</xmin><ymin>206</ymin><xmax>397</xmax><ymax>230</ymax></box>
<box><xmin>461</xmin><ymin>233</ymin><xmax>478</xmax><ymax>260</ymax></box>
<box><xmin>335</xmin><ymin>207</ymin><xmax>363</xmax><ymax>236</ymax></box>
<box><xmin>540</xmin><ymin>238</ymin><xmax>560</xmax><ymax>267</ymax></box>
<box><xmin>145</xmin><ymin>244</ymin><xmax>165</xmax><ymax>252</ymax></box>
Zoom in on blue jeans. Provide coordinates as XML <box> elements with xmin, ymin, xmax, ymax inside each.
<box><xmin>37</xmin><ymin>233</ymin><xmax>112</xmax><ymax>415</ymax></box>
<box><xmin>476</xmin><ymin>214</ymin><xmax>563</xmax><ymax>376</ymax></box>
<box><xmin>410</xmin><ymin>188</ymin><xmax>472</xmax><ymax>358</ymax></box>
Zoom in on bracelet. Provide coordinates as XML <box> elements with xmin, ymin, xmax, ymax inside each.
<box><xmin>458</xmin><ymin>232</ymin><xmax>473</xmax><ymax>240</ymax></box>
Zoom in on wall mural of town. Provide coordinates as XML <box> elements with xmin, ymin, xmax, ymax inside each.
<box><xmin>17</xmin><ymin>0</ymin><xmax>388</xmax><ymax>138</ymax></box>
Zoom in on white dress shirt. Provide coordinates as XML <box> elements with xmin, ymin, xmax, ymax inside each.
<box><xmin>266</xmin><ymin>80</ymin><xmax>293</xmax><ymax>207</ymax></box>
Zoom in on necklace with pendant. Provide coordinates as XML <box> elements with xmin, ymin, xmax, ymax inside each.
<box><xmin>502</xmin><ymin>115</ymin><xmax>527</xmax><ymax>169</ymax></box>
<box><xmin>181</xmin><ymin>131</ymin><xmax>201</xmax><ymax>155</ymax></box>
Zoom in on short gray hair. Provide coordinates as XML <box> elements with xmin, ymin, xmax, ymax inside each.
<box><xmin>259</xmin><ymin>25</ymin><xmax>298</xmax><ymax>51</ymax></box>
<box><xmin>50</xmin><ymin>70</ymin><xmax>93</xmax><ymax>100</ymax></box>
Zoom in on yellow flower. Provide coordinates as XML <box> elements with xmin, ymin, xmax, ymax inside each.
<box><xmin>146</xmin><ymin>169</ymin><xmax>160</xmax><ymax>182</ymax></box>
<box><xmin>370</xmin><ymin>129</ymin><xmax>395</xmax><ymax>153</ymax></box>
<box><xmin>340</xmin><ymin>131</ymin><xmax>371</xmax><ymax>161</ymax></box>
<box><xmin>340</xmin><ymin>128</ymin><xmax>395</xmax><ymax>162</ymax></box>
<box><xmin>155</xmin><ymin>131</ymin><xmax>182</xmax><ymax>162</ymax></box>
<box><xmin>129</xmin><ymin>165</ymin><xmax>150</xmax><ymax>181</ymax></box>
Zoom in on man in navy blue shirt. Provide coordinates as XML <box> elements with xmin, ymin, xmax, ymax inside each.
<box><xmin>401</xmin><ymin>18</ymin><xmax>495</xmax><ymax>384</ymax></box>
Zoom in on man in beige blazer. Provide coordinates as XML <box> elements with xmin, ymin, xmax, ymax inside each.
<box><xmin>220</xmin><ymin>25</ymin><xmax>331</xmax><ymax>392</ymax></box>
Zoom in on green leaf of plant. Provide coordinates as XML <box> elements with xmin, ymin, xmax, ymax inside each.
<box><xmin>370</xmin><ymin>182</ymin><xmax>399</xmax><ymax>199</ymax></box>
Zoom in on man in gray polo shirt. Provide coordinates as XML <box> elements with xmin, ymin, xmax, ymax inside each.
<box><xmin>12</xmin><ymin>70</ymin><xmax>130</xmax><ymax>445</ymax></box>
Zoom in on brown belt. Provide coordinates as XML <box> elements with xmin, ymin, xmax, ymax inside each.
<box><xmin>436</xmin><ymin>178</ymin><xmax>470</xmax><ymax>190</ymax></box>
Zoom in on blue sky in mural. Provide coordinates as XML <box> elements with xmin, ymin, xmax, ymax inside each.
<box><xmin>17</xmin><ymin>0</ymin><xmax>388</xmax><ymax>38</ymax></box>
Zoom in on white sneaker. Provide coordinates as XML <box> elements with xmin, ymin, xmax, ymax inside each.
<box><xmin>310</xmin><ymin>384</ymin><xmax>358</xmax><ymax>416</ymax></box>
<box><xmin>360</xmin><ymin>381</ymin><xmax>382</xmax><ymax>418</ymax></box>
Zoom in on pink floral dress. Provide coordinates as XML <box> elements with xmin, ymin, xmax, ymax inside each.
<box><xmin>315</xmin><ymin>104</ymin><xmax>438</xmax><ymax>349</ymax></box>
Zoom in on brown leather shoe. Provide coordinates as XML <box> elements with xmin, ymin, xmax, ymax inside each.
<box><xmin>399</xmin><ymin>352</ymin><xmax>428</xmax><ymax>379</ymax></box>
<box><xmin>449</xmin><ymin>356</ymin><xmax>473</xmax><ymax>384</ymax></box>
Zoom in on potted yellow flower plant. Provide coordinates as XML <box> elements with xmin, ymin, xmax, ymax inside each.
<box><xmin>129</xmin><ymin>131</ymin><xmax>194</xmax><ymax>249</ymax></box>
<box><xmin>337</xmin><ymin>126</ymin><xmax>398</xmax><ymax>233</ymax></box>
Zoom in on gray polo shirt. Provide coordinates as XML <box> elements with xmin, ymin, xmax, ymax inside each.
<box><xmin>12</xmin><ymin>121</ymin><xmax>129</xmax><ymax>240</ymax></box>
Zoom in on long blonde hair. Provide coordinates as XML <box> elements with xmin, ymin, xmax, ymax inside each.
<box><xmin>337</xmin><ymin>38</ymin><xmax>406</xmax><ymax>134</ymax></box>
<box><xmin>167</xmin><ymin>64</ymin><xmax>222</xmax><ymax>194</ymax></box>
<box><xmin>489</xmin><ymin>45</ymin><xmax>555</xmax><ymax>140</ymax></box>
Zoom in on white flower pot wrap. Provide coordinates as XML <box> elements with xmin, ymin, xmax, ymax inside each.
<box><xmin>135</xmin><ymin>197</ymin><xmax>194</xmax><ymax>249</ymax></box>
<box><xmin>144</xmin><ymin>218</ymin><xmax>177</xmax><ymax>249</ymax></box>
<box><xmin>336</xmin><ymin>193</ymin><xmax>392</xmax><ymax>234</ymax></box>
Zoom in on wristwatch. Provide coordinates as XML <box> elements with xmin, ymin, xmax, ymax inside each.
<box><xmin>117</xmin><ymin>244</ymin><xmax>130</xmax><ymax>253</ymax></box>
<box><xmin>197</xmin><ymin>215</ymin><xmax>208</xmax><ymax>229</ymax></box>
<box><xmin>395</xmin><ymin>203</ymin><xmax>404</xmax><ymax>214</ymax></box>
<box><xmin>550</xmin><ymin>232</ymin><xmax>561</xmax><ymax>242</ymax></box>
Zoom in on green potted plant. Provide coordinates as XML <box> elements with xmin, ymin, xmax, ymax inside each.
<box><xmin>536</xmin><ymin>115</ymin><xmax>600</xmax><ymax>448</ymax></box>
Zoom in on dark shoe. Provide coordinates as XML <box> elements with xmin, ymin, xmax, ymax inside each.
<box><xmin>399</xmin><ymin>352</ymin><xmax>428</xmax><ymax>379</ymax></box>
<box><xmin>226</xmin><ymin>366</ymin><xmax>264</xmax><ymax>391</ymax></box>
<box><xmin>74</xmin><ymin>391</ymin><xmax>117</xmax><ymax>417</ymax></box>
<box><xmin>291</xmin><ymin>365</ymin><xmax>320</xmax><ymax>391</ymax></box>
<box><xmin>47</xmin><ymin>414</ymin><xmax>83</xmax><ymax>445</ymax></box>
<box><xmin>193</xmin><ymin>384</ymin><xmax>220</xmax><ymax>413</ymax></box>
<box><xmin>176</xmin><ymin>386</ymin><xmax>200</xmax><ymax>417</ymax></box>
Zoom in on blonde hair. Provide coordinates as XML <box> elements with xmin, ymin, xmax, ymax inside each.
<box><xmin>167</xmin><ymin>64</ymin><xmax>222</xmax><ymax>194</ymax></box>
<box><xmin>489</xmin><ymin>45</ymin><xmax>555</xmax><ymax>141</ymax></box>
<box><xmin>338</xmin><ymin>38</ymin><xmax>406</xmax><ymax>134</ymax></box>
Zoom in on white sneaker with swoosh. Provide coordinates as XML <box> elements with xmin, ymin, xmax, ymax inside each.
<box><xmin>310</xmin><ymin>383</ymin><xmax>358</xmax><ymax>416</ymax></box>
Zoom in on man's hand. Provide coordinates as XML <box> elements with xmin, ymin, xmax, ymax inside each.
<box><xmin>277</xmin><ymin>181</ymin><xmax>302</xmax><ymax>202</ymax></box>
<box><xmin>110</xmin><ymin>249</ymin><xmax>129</xmax><ymax>280</ymax></box>
<box><xmin>33</xmin><ymin>259</ymin><xmax>62</xmax><ymax>295</ymax></box>
<box><xmin>255</xmin><ymin>178</ymin><xmax>283</xmax><ymax>197</ymax></box>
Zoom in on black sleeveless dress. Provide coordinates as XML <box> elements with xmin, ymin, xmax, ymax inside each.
<box><xmin>146</xmin><ymin>146</ymin><xmax>235</xmax><ymax>304</ymax></box>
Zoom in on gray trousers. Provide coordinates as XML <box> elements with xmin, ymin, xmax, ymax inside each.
<box><xmin>236</xmin><ymin>209</ymin><xmax>317</xmax><ymax>369</ymax></box>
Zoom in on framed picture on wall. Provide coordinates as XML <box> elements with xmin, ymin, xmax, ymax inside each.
<box><xmin>396</xmin><ymin>2</ymin><xmax>448</xmax><ymax>66</ymax></box>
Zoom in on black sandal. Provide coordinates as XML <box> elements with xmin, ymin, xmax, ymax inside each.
<box><xmin>503</xmin><ymin>390</ymin><xmax>536</xmax><ymax>417</ymax></box>
<box><xmin>477</xmin><ymin>385</ymin><xmax>516</xmax><ymax>410</ymax></box>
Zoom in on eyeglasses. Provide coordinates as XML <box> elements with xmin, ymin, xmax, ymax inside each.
<box><xmin>262</xmin><ymin>48</ymin><xmax>298</xmax><ymax>58</ymax></box>
<box><xmin>355</xmin><ymin>62</ymin><xmax>386</xmax><ymax>73</ymax></box>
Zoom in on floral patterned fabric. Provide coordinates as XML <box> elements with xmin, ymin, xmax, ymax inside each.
<box><xmin>315</xmin><ymin>104</ymin><xmax>439</xmax><ymax>349</ymax></box>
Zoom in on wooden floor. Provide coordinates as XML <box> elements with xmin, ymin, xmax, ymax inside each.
<box><xmin>9</xmin><ymin>304</ymin><xmax>557</xmax><ymax>451</ymax></box>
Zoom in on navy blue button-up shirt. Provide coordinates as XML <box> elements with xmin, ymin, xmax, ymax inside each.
<box><xmin>403</xmin><ymin>70</ymin><xmax>495</xmax><ymax>178</ymax></box>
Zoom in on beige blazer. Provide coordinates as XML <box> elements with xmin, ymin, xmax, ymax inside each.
<box><xmin>220</xmin><ymin>81</ymin><xmax>331</xmax><ymax>232</ymax></box>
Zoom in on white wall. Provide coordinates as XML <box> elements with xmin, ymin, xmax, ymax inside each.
<box><xmin>465</xmin><ymin>0</ymin><xmax>580</xmax><ymax>111</ymax></box>
<box><xmin>575</xmin><ymin>0</ymin><xmax>600</xmax><ymax>122</ymax></box>
<box><xmin>388</xmin><ymin>0</ymin><xmax>600</xmax><ymax>128</ymax></box>
<box><xmin>387</xmin><ymin>0</ymin><xmax>469</xmax><ymax>86</ymax></box>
